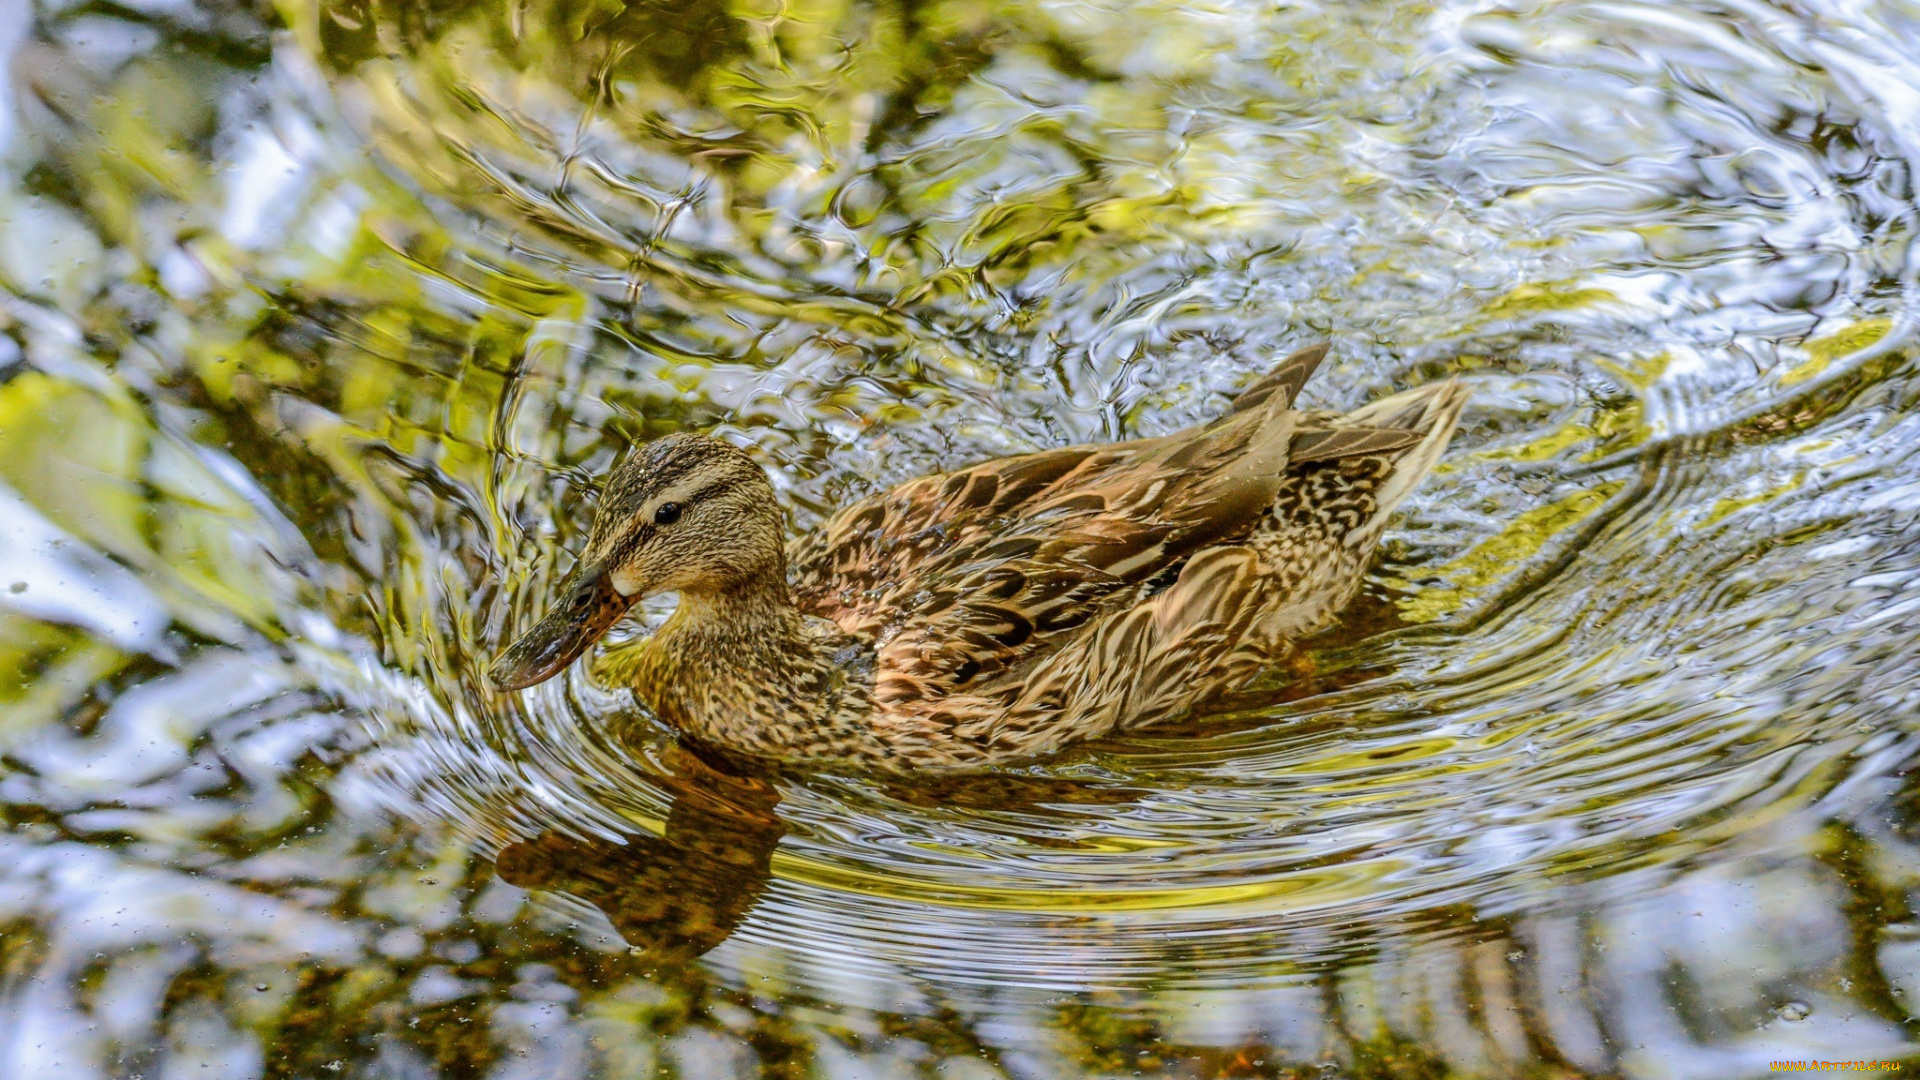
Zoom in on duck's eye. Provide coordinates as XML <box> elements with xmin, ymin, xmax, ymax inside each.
<box><xmin>653</xmin><ymin>502</ymin><xmax>683</xmax><ymax>525</ymax></box>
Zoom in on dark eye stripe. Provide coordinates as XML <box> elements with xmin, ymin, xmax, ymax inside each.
<box><xmin>683</xmin><ymin>476</ymin><xmax>743</xmax><ymax>506</ymax></box>
<box><xmin>603</xmin><ymin>475</ymin><xmax>751</xmax><ymax>565</ymax></box>
<box><xmin>632</xmin><ymin>477</ymin><xmax>742</xmax><ymax>534</ymax></box>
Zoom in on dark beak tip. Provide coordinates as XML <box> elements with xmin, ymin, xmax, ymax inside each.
<box><xmin>485</xmin><ymin>649</ymin><xmax>546</xmax><ymax>693</ymax></box>
<box><xmin>486</xmin><ymin>567</ymin><xmax>630</xmax><ymax>694</ymax></box>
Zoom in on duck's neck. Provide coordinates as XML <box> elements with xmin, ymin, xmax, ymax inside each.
<box><xmin>669</xmin><ymin>575</ymin><xmax>806</xmax><ymax>646</ymax></box>
<box><xmin>639</xmin><ymin>574</ymin><xmax>843</xmax><ymax>752</ymax></box>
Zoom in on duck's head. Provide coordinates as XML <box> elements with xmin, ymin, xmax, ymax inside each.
<box><xmin>487</xmin><ymin>433</ymin><xmax>783</xmax><ymax>691</ymax></box>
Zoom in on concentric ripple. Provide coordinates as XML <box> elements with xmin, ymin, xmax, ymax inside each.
<box><xmin>307</xmin><ymin>0</ymin><xmax>1920</xmax><ymax>992</ymax></box>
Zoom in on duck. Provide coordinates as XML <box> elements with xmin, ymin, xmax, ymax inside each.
<box><xmin>487</xmin><ymin>344</ymin><xmax>1470</xmax><ymax>770</ymax></box>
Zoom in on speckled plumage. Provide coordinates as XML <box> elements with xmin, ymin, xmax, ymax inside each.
<box><xmin>489</xmin><ymin>344</ymin><xmax>1470</xmax><ymax>770</ymax></box>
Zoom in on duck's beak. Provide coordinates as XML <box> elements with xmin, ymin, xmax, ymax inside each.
<box><xmin>488</xmin><ymin>562</ymin><xmax>633</xmax><ymax>691</ymax></box>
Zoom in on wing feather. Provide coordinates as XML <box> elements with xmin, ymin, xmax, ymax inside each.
<box><xmin>792</xmin><ymin>402</ymin><xmax>1299</xmax><ymax>704</ymax></box>
<box><xmin>1222</xmin><ymin>342</ymin><xmax>1329</xmax><ymax>416</ymax></box>
<box><xmin>1290</xmin><ymin>426</ymin><xmax>1425</xmax><ymax>462</ymax></box>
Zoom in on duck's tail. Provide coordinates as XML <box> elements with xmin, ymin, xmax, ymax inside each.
<box><xmin>1330</xmin><ymin>377</ymin><xmax>1472</xmax><ymax>540</ymax></box>
<box><xmin>1229</xmin><ymin>343</ymin><xmax>1470</xmax><ymax>540</ymax></box>
<box><xmin>1222</xmin><ymin>371</ymin><xmax>1470</xmax><ymax>652</ymax></box>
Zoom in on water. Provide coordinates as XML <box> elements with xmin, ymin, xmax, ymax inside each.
<box><xmin>3</xmin><ymin>0</ymin><xmax>1920</xmax><ymax>1075</ymax></box>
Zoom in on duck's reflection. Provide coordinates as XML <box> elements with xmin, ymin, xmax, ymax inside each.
<box><xmin>487</xmin><ymin>740</ymin><xmax>1165</xmax><ymax>959</ymax></box>
<box><xmin>494</xmin><ymin>751</ymin><xmax>785</xmax><ymax>960</ymax></box>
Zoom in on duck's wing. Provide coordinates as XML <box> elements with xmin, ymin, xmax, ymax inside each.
<box><xmin>1220</xmin><ymin>341</ymin><xmax>1329</xmax><ymax>416</ymax></box>
<box><xmin>787</xmin><ymin>341</ymin><xmax>1332</xmax><ymax>622</ymax></box>
<box><xmin>823</xmin><ymin>402</ymin><xmax>1308</xmax><ymax>708</ymax></box>
<box><xmin>789</xmin><ymin>341</ymin><xmax>1437</xmax><ymax>711</ymax></box>
<box><xmin>787</xmin><ymin>441</ymin><xmax>1118</xmax><ymax>623</ymax></box>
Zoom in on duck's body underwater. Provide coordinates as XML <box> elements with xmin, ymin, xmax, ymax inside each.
<box><xmin>488</xmin><ymin>345</ymin><xmax>1470</xmax><ymax>770</ymax></box>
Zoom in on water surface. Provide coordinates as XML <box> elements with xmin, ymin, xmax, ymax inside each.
<box><xmin>3</xmin><ymin>0</ymin><xmax>1920</xmax><ymax>1076</ymax></box>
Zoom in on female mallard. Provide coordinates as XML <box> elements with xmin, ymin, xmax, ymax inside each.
<box><xmin>489</xmin><ymin>344</ymin><xmax>1469</xmax><ymax>770</ymax></box>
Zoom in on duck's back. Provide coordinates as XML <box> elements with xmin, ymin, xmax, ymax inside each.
<box><xmin>786</xmin><ymin>345</ymin><xmax>1468</xmax><ymax>761</ymax></box>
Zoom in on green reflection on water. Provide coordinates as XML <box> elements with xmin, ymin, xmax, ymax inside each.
<box><xmin>4</xmin><ymin>0</ymin><xmax>1920</xmax><ymax>1076</ymax></box>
